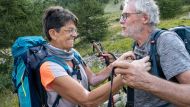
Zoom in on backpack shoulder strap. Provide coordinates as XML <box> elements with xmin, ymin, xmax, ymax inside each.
<box><xmin>127</xmin><ymin>30</ymin><xmax>166</xmax><ymax>107</ymax></box>
<box><xmin>42</xmin><ymin>55</ymin><xmax>71</xmax><ymax>75</ymax></box>
<box><xmin>73</xmin><ymin>49</ymin><xmax>86</xmax><ymax>66</ymax></box>
<box><xmin>149</xmin><ymin>29</ymin><xmax>166</xmax><ymax>77</ymax></box>
<box><xmin>41</xmin><ymin>55</ymin><xmax>71</xmax><ymax>107</ymax></box>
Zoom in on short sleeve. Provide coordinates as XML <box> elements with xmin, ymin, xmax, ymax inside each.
<box><xmin>157</xmin><ymin>31</ymin><xmax>190</xmax><ymax>80</ymax></box>
<box><xmin>40</xmin><ymin>61</ymin><xmax>69</xmax><ymax>90</ymax></box>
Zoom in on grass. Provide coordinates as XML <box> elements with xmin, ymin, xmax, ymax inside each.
<box><xmin>158</xmin><ymin>19</ymin><xmax>190</xmax><ymax>28</ymax></box>
<box><xmin>0</xmin><ymin>90</ymin><xmax>18</xmax><ymax>107</ymax></box>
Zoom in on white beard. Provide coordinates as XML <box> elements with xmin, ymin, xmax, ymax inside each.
<box><xmin>121</xmin><ymin>23</ymin><xmax>143</xmax><ymax>39</ymax></box>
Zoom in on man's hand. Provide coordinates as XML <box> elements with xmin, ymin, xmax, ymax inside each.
<box><xmin>113</xmin><ymin>56</ymin><xmax>151</xmax><ymax>89</ymax></box>
<box><xmin>117</xmin><ymin>51</ymin><xmax>136</xmax><ymax>61</ymax></box>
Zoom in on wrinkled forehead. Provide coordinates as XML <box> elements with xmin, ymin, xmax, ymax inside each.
<box><xmin>122</xmin><ymin>1</ymin><xmax>136</xmax><ymax>13</ymax></box>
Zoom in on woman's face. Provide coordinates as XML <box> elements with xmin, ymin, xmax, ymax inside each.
<box><xmin>50</xmin><ymin>20</ymin><xmax>78</xmax><ymax>51</ymax></box>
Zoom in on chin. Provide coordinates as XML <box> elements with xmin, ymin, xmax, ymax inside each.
<box><xmin>121</xmin><ymin>31</ymin><xmax>129</xmax><ymax>37</ymax></box>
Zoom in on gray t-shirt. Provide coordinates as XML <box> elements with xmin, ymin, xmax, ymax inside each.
<box><xmin>133</xmin><ymin>30</ymin><xmax>190</xmax><ymax>107</ymax></box>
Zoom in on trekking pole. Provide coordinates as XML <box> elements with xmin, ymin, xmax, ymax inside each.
<box><xmin>91</xmin><ymin>40</ymin><xmax>117</xmax><ymax>107</ymax></box>
<box><xmin>91</xmin><ymin>40</ymin><xmax>110</xmax><ymax>65</ymax></box>
<box><xmin>91</xmin><ymin>40</ymin><xmax>128</xmax><ymax>107</ymax></box>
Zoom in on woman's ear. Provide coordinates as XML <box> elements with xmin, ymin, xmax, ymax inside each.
<box><xmin>49</xmin><ymin>29</ymin><xmax>57</xmax><ymax>40</ymax></box>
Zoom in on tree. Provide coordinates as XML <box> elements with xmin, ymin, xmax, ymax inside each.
<box><xmin>156</xmin><ymin>0</ymin><xmax>183</xmax><ymax>19</ymax></box>
<box><xmin>70</xmin><ymin>0</ymin><xmax>108</xmax><ymax>43</ymax></box>
<box><xmin>183</xmin><ymin>0</ymin><xmax>190</xmax><ymax>4</ymax></box>
<box><xmin>0</xmin><ymin>0</ymin><xmax>54</xmax><ymax>91</ymax></box>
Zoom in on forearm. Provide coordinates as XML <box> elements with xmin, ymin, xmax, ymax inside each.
<box><xmin>145</xmin><ymin>75</ymin><xmax>190</xmax><ymax>106</ymax></box>
<box><xmin>51</xmin><ymin>75</ymin><xmax>124</xmax><ymax>107</ymax></box>
<box><xmin>88</xmin><ymin>64</ymin><xmax>113</xmax><ymax>86</ymax></box>
<box><xmin>84</xmin><ymin>75</ymin><xmax>124</xmax><ymax>106</ymax></box>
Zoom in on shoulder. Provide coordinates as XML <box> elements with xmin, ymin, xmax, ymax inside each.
<box><xmin>40</xmin><ymin>61</ymin><xmax>68</xmax><ymax>76</ymax></box>
<box><xmin>158</xmin><ymin>30</ymin><xmax>182</xmax><ymax>44</ymax></box>
<box><xmin>40</xmin><ymin>61</ymin><xmax>69</xmax><ymax>90</ymax></box>
<box><xmin>156</xmin><ymin>30</ymin><xmax>185</xmax><ymax>51</ymax></box>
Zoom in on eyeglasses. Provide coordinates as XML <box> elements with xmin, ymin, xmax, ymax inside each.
<box><xmin>63</xmin><ymin>28</ymin><xmax>78</xmax><ymax>35</ymax></box>
<box><xmin>120</xmin><ymin>12</ymin><xmax>141</xmax><ymax>21</ymax></box>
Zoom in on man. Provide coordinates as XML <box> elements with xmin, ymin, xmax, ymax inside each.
<box><xmin>115</xmin><ymin>0</ymin><xmax>190</xmax><ymax>106</ymax></box>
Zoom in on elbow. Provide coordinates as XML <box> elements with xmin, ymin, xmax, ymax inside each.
<box><xmin>76</xmin><ymin>94</ymin><xmax>100</xmax><ymax>107</ymax></box>
<box><xmin>88</xmin><ymin>74</ymin><xmax>107</xmax><ymax>86</ymax></box>
<box><xmin>79</xmin><ymin>103</ymin><xmax>99</xmax><ymax>107</ymax></box>
<box><xmin>175</xmin><ymin>102</ymin><xmax>190</xmax><ymax>107</ymax></box>
<box><xmin>175</xmin><ymin>104</ymin><xmax>190</xmax><ymax>107</ymax></box>
<box><xmin>88</xmin><ymin>78</ymin><xmax>103</xmax><ymax>87</ymax></box>
<box><xmin>78</xmin><ymin>98</ymin><xmax>99</xmax><ymax>107</ymax></box>
<box><xmin>88</xmin><ymin>76</ymin><xmax>99</xmax><ymax>87</ymax></box>
<box><xmin>89</xmin><ymin>80</ymin><xmax>98</xmax><ymax>87</ymax></box>
<box><xmin>181</xmin><ymin>102</ymin><xmax>190</xmax><ymax>107</ymax></box>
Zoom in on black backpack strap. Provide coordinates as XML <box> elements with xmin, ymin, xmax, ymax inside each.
<box><xmin>126</xmin><ymin>87</ymin><xmax>134</xmax><ymax>107</ymax></box>
<box><xmin>157</xmin><ymin>102</ymin><xmax>170</xmax><ymax>107</ymax></box>
<box><xmin>72</xmin><ymin>58</ymin><xmax>82</xmax><ymax>80</ymax></box>
<box><xmin>52</xmin><ymin>95</ymin><xmax>61</xmax><ymax>107</ymax></box>
<box><xmin>126</xmin><ymin>42</ymin><xmax>137</xmax><ymax>107</ymax></box>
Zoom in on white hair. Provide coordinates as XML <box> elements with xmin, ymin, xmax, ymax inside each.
<box><xmin>124</xmin><ymin>0</ymin><xmax>160</xmax><ymax>26</ymax></box>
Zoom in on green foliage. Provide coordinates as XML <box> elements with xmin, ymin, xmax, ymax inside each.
<box><xmin>70</xmin><ymin>0</ymin><xmax>108</xmax><ymax>42</ymax></box>
<box><xmin>97</xmin><ymin>0</ymin><xmax>110</xmax><ymax>4</ymax></box>
<box><xmin>183</xmin><ymin>0</ymin><xmax>190</xmax><ymax>4</ymax></box>
<box><xmin>0</xmin><ymin>90</ymin><xmax>18</xmax><ymax>107</ymax></box>
<box><xmin>56</xmin><ymin>0</ymin><xmax>78</xmax><ymax>7</ymax></box>
<box><xmin>157</xmin><ymin>0</ymin><xmax>183</xmax><ymax>19</ymax></box>
<box><xmin>102</xmin><ymin>38</ymin><xmax>133</xmax><ymax>53</ymax></box>
<box><xmin>0</xmin><ymin>0</ymin><xmax>53</xmax><ymax>49</ymax></box>
<box><xmin>114</xmin><ymin>0</ymin><xmax>119</xmax><ymax>4</ymax></box>
<box><xmin>0</xmin><ymin>49</ymin><xmax>13</xmax><ymax>91</ymax></box>
<box><xmin>0</xmin><ymin>71</ymin><xmax>13</xmax><ymax>91</ymax></box>
<box><xmin>90</xmin><ymin>60</ymin><xmax>105</xmax><ymax>73</ymax></box>
<box><xmin>158</xmin><ymin>19</ymin><xmax>190</xmax><ymax>28</ymax></box>
<box><xmin>0</xmin><ymin>0</ymin><xmax>56</xmax><ymax>92</ymax></box>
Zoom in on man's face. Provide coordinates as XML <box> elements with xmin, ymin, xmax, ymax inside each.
<box><xmin>120</xmin><ymin>2</ymin><xmax>144</xmax><ymax>39</ymax></box>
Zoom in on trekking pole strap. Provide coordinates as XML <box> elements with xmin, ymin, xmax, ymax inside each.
<box><xmin>107</xmin><ymin>67</ymin><xmax>115</xmax><ymax>107</ymax></box>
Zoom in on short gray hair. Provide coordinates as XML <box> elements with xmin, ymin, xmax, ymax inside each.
<box><xmin>42</xmin><ymin>6</ymin><xmax>78</xmax><ymax>41</ymax></box>
<box><xmin>124</xmin><ymin>0</ymin><xmax>160</xmax><ymax>26</ymax></box>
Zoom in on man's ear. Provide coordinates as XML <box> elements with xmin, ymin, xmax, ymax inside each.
<box><xmin>49</xmin><ymin>29</ymin><xmax>57</xmax><ymax>40</ymax></box>
<box><xmin>142</xmin><ymin>14</ymin><xmax>149</xmax><ymax>24</ymax></box>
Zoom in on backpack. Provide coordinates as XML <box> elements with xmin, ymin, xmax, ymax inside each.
<box><xmin>127</xmin><ymin>26</ymin><xmax>190</xmax><ymax>107</ymax></box>
<box><xmin>150</xmin><ymin>26</ymin><xmax>190</xmax><ymax>78</ymax></box>
<box><xmin>11</xmin><ymin>36</ymin><xmax>84</xmax><ymax>107</ymax></box>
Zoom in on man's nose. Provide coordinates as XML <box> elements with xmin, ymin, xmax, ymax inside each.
<box><xmin>119</xmin><ymin>18</ymin><xmax>125</xmax><ymax>24</ymax></box>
